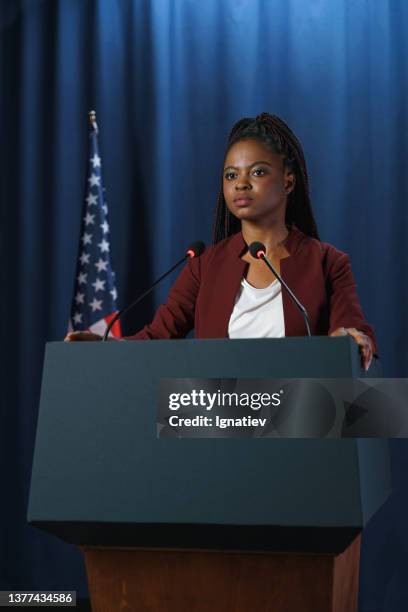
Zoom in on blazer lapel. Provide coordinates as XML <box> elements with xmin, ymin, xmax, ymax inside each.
<box><xmin>210</xmin><ymin>233</ymin><xmax>248</xmax><ymax>337</ymax></box>
<box><xmin>211</xmin><ymin>228</ymin><xmax>308</xmax><ymax>338</ymax></box>
<box><xmin>280</xmin><ymin>228</ymin><xmax>310</xmax><ymax>336</ymax></box>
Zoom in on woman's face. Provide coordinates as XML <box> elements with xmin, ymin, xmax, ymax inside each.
<box><xmin>223</xmin><ymin>138</ymin><xmax>295</xmax><ymax>224</ymax></box>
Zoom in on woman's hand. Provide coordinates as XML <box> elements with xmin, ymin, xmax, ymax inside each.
<box><xmin>330</xmin><ymin>327</ymin><xmax>373</xmax><ymax>371</ymax></box>
<box><xmin>64</xmin><ymin>331</ymin><xmax>102</xmax><ymax>342</ymax></box>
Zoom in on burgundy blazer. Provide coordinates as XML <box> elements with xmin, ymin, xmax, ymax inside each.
<box><xmin>126</xmin><ymin>228</ymin><xmax>377</xmax><ymax>353</ymax></box>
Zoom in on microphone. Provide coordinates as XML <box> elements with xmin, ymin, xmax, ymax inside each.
<box><xmin>248</xmin><ymin>241</ymin><xmax>311</xmax><ymax>337</ymax></box>
<box><xmin>102</xmin><ymin>241</ymin><xmax>205</xmax><ymax>341</ymax></box>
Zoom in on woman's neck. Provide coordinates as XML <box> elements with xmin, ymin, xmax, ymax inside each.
<box><xmin>241</xmin><ymin>221</ymin><xmax>290</xmax><ymax>256</ymax></box>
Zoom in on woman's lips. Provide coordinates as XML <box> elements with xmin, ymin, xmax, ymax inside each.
<box><xmin>234</xmin><ymin>197</ymin><xmax>253</xmax><ymax>206</ymax></box>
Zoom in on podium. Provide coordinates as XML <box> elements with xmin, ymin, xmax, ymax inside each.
<box><xmin>28</xmin><ymin>338</ymin><xmax>389</xmax><ymax>611</ymax></box>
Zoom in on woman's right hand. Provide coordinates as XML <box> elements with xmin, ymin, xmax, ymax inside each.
<box><xmin>64</xmin><ymin>331</ymin><xmax>102</xmax><ymax>342</ymax></box>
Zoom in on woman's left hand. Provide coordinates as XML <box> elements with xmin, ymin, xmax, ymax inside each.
<box><xmin>330</xmin><ymin>327</ymin><xmax>374</xmax><ymax>371</ymax></box>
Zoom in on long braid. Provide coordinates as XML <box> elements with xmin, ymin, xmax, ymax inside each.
<box><xmin>212</xmin><ymin>113</ymin><xmax>319</xmax><ymax>243</ymax></box>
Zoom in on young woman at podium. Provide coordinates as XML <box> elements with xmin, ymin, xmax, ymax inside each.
<box><xmin>65</xmin><ymin>113</ymin><xmax>376</xmax><ymax>370</ymax></box>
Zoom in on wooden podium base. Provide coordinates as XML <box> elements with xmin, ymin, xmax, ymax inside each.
<box><xmin>82</xmin><ymin>536</ymin><xmax>360</xmax><ymax>612</ymax></box>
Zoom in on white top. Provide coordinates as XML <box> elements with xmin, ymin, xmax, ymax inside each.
<box><xmin>228</xmin><ymin>278</ymin><xmax>285</xmax><ymax>339</ymax></box>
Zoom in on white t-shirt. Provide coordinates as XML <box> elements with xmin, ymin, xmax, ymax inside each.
<box><xmin>228</xmin><ymin>278</ymin><xmax>285</xmax><ymax>338</ymax></box>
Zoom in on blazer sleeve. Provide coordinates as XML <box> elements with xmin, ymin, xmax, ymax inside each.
<box><xmin>324</xmin><ymin>246</ymin><xmax>378</xmax><ymax>355</ymax></box>
<box><xmin>123</xmin><ymin>256</ymin><xmax>201</xmax><ymax>340</ymax></box>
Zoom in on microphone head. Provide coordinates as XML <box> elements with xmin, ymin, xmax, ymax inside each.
<box><xmin>186</xmin><ymin>240</ymin><xmax>205</xmax><ymax>258</ymax></box>
<box><xmin>248</xmin><ymin>241</ymin><xmax>266</xmax><ymax>259</ymax></box>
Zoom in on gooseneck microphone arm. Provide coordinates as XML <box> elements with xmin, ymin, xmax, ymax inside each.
<box><xmin>248</xmin><ymin>241</ymin><xmax>312</xmax><ymax>337</ymax></box>
<box><xmin>102</xmin><ymin>241</ymin><xmax>205</xmax><ymax>341</ymax></box>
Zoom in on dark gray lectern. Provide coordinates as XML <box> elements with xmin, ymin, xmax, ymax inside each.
<box><xmin>28</xmin><ymin>338</ymin><xmax>389</xmax><ymax>612</ymax></box>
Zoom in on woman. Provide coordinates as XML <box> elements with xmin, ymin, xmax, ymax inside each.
<box><xmin>66</xmin><ymin>113</ymin><xmax>376</xmax><ymax>370</ymax></box>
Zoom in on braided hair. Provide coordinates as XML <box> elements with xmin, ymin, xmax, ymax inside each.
<box><xmin>212</xmin><ymin>112</ymin><xmax>319</xmax><ymax>243</ymax></box>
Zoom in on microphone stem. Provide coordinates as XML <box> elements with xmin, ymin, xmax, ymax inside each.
<box><xmin>260</xmin><ymin>255</ymin><xmax>312</xmax><ymax>337</ymax></box>
<box><xmin>102</xmin><ymin>254</ymin><xmax>189</xmax><ymax>341</ymax></box>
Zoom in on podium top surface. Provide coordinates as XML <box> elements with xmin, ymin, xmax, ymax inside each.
<box><xmin>46</xmin><ymin>335</ymin><xmax>377</xmax><ymax>377</ymax></box>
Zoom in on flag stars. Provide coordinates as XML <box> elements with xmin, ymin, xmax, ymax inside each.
<box><xmin>81</xmin><ymin>232</ymin><xmax>92</xmax><ymax>245</ymax></box>
<box><xmin>110</xmin><ymin>287</ymin><xmax>118</xmax><ymax>301</ymax></box>
<box><xmin>100</xmin><ymin>220</ymin><xmax>109</xmax><ymax>234</ymax></box>
<box><xmin>73</xmin><ymin>312</ymin><xmax>83</xmax><ymax>324</ymax></box>
<box><xmin>92</xmin><ymin>277</ymin><xmax>106</xmax><ymax>292</ymax></box>
<box><xmin>75</xmin><ymin>292</ymin><xmax>85</xmax><ymax>304</ymax></box>
<box><xmin>79</xmin><ymin>252</ymin><xmax>90</xmax><ymax>265</ymax></box>
<box><xmin>86</xmin><ymin>193</ymin><xmax>98</xmax><ymax>206</ymax></box>
<box><xmin>95</xmin><ymin>258</ymin><xmax>108</xmax><ymax>273</ymax></box>
<box><xmin>88</xmin><ymin>174</ymin><xmax>101</xmax><ymax>188</ymax></box>
<box><xmin>77</xmin><ymin>272</ymin><xmax>87</xmax><ymax>285</ymax></box>
<box><xmin>90</xmin><ymin>153</ymin><xmax>101</xmax><ymax>168</ymax></box>
<box><xmin>98</xmin><ymin>238</ymin><xmax>110</xmax><ymax>253</ymax></box>
<box><xmin>84</xmin><ymin>212</ymin><xmax>95</xmax><ymax>226</ymax></box>
<box><xmin>102</xmin><ymin>204</ymin><xmax>108</xmax><ymax>214</ymax></box>
<box><xmin>89</xmin><ymin>297</ymin><xmax>103</xmax><ymax>312</ymax></box>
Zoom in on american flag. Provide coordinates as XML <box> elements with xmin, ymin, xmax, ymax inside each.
<box><xmin>69</xmin><ymin>111</ymin><xmax>121</xmax><ymax>338</ymax></box>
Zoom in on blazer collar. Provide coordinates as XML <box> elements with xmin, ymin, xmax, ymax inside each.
<box><xmin>224</xmin><ymin>227</ymin><xmax>312</xmax><ymax>338</ymax></box>
<box><xmin>212</xmin><ymin>227</ymin><xmax>310</xmax><ymax>338</ymax></box>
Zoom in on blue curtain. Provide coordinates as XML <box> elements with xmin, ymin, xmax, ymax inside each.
<box><xmin>1</xmin><ymin>0</ymin><xmax>407</xmax><ymax>608</ymax></box>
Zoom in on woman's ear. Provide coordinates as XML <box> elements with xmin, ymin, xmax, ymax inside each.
<box><xmin>285</xmin><ymin>170</ymin><xmax>296</xmax><ymax>194</ymax></box>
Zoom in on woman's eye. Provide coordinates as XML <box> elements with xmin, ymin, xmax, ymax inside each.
<box><xmin>224</xmin><ymin>168</ymin><xmax>266</xmax><ymax>180</ymax></box>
